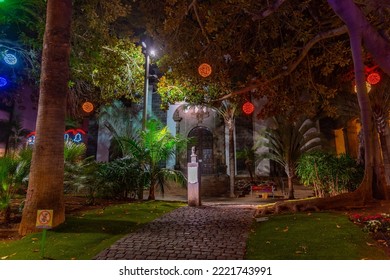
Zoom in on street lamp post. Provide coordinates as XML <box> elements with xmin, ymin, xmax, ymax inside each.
<box><xmin>141</xmin><ymin>42</ymin><xmax>155</xmax><ymax>131</ymax></box>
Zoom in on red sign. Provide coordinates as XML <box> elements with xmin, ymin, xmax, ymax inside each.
<box><xmin>36</xmin><ymin>210</ymin><xmax>53</xmax><ymax>229</ymax></box>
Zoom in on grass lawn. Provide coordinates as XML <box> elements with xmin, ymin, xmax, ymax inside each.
<box><xmin>0</xmin><ymin>201</ymin><xmax>184</xmax><ymax>260</ymax></box>
<box><xmin>246</xmin><ymin>212</ymin><xmax>388</xmax><ymax>260</ymax></box>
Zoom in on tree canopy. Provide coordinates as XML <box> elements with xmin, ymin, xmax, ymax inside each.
<box><xmin>117</xmin><ymin>1</ymin><xmax>390</xmax><ymax>124</ymax></box>
<box><xmin>127</xmin><ymin>0</ymin><xmax>359</xmax><ymax>120</ymax></box>
<box><xmin>1</xmin><ymin>0</ymin><xmax>147</xmax><ymax>118</ymax></box>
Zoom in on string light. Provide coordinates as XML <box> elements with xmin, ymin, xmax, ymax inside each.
<box><xmin>27</xmin><ymin>129</ymin><xmax>86</xmax><ymax>145</ymax></box>
<box><xmin>367</xmin><ymin>72</ymin><xmax>381</xmax><ymax>85</ymax></box>
<box><xmin>0</xmin><ymin>77</ymin><xmax>7</xmax><ymax>87</ymax></box>
<box><xmin>3</xmin><ymin>53</ymin><xmax>17</xmax><ymax>65</ymax></box>
<box><xmin>82</xmin><ymin>101</ymin><xmax>94</xmax><ymax>113</ymax></box>
<box><xmin>198</xmin><ymin>63</ymin><xmax>212</xmax><ymax>78</ymax></box>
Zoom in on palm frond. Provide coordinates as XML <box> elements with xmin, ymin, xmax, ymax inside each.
<box><xmin>64</xmin><ymin>141</ymin><xmax>86</xmax><ymax>163</ymax></box>
<box><xmin>255</xmin><ymin>116</ymin><xmax>323</xmax><ymax>174</ymax></box>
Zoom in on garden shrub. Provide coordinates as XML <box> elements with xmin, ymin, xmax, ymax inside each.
<box><xmin>0</xmin><ymin>149</ymin><xmax>31</xmax><ymax>222</ymax></box>
<box><xmin>97</xmin><ymin>157</ymin><xmax>145</xmax><ymax>200</ymax></box>
<box><xmin>297</xmin><ymin>151</ymin><xmax>363</xmax><ymax>197</ymax></box>
<box><xmin>63</xmin><ymin>142</ymin><xmax>144</xmax><ymax>202</ymax></box>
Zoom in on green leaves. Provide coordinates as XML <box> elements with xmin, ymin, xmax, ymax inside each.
<box><xmin>113</xmin><ymin>119</ymin><xmax>188</xmax><ymax>197</ymax></box>
<box><xmin>255</xmin><ymin>116</ymin><xmax>323</xmax><ymax>176</ymax></box>
<box><xmin>297</xmin><ymin>151</ymin><xmax>364</xmax><ymax>197</ymax></box>
<box><xmin>0</xmin><ymin>150</ymin><xmax>31</xmax><ymax>213</ymax></box>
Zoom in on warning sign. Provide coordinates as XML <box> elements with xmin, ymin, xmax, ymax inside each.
<box><xmin>36</xmin><ymin>210</ymin><xmax>53</xmax><ymax>229</ymax></box>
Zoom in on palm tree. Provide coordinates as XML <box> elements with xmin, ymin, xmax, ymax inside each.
<box><xmin>19</xmin><ymin>0</ymin><xmax>72</xmax><ymax>235</ymax></box>
<box><xmin>214</xmin><ymin>100</ymin><xmax>239</xmax><ymax>198</ymax></box>
<box><xmin>98</xmin><ymin>100</ymin><xmax>143</xmax><ymax>160</ymax></box>
<box><xmin>255</xmin><ymin>117</ymin><xmax>323</xmax><ymax>199</ymax></box>
<box><xmin>99</xmin><ymin>100</ymin><xmax>142</xmax><ymax>141</ymax></box>
<box><xmin>118</xmin><ymin>119</ymin><xmax>187</xmax><ymax>200</ymax></box>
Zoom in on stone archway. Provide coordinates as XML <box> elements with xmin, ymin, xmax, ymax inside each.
<box><xmin>169</xmin><ymin>104</ymin><xmax>230</xmax><ymax>196</ymax></box>
<box><xmin>187</xmin><ymin>126</ymin><xmax>214</xmax><ymax>175</ymax></box>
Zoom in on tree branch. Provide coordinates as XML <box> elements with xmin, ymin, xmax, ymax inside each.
<box><xmin>282</xmin><ymin>25</ymin><xmax>348</xmax><ymax>77</ymax></box>
<box><xmin>215</xmin><ymin>25</ymin><xmax>348</xmax><ymax>101</ymax></box>
<box><xmin>247</xmin><ymin>0</ymin><xmax>288</xmax><ymax>20</ymax></box>
<box><xmin>327</xmin><ymin>0</ymin><xmax>390</xmax><ymax>76</ymax></box>
<box><xmin>188</xmin><ymin>0</ymin><xmax>210</xmax><ymax>44</ymax></box>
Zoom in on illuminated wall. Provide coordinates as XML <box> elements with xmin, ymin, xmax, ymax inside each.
<box><xmin>334</xmin><ymin>128</ymin><xmax>346</xmax><ymax>155</ymax></box>
<box><xmin>333</xmin><ymin>118</ymin><xmax>361</xmax><ymax>158</ymax></box>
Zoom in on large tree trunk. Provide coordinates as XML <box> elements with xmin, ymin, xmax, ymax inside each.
<box><xmin>347</xmin><ymin>23</ymin><xmax>374</xmax><ymax>202</ymax></box>
<box><xmin>373</xmin><ymin>132</ymin><xmax>389</xmax><ymax>199</ymax></box>
<box><xmin>327</xmin><ymin>1</ymin><xmax>390</xmax><ymax>75</ymax></box>
<box><xmin>379</xmin><ymin>133</ymin><xmax>390</xmax><ymax>199</ymax></box>
<box><xmin>19</xmin><ymin>0</ymin><xmax>72</xmax><ymax>236</ymax></box>
<box><xmin>264</xmin><ymin>0</ymin><xmax>390</xmax><ymax>214</ymax></box>
<box><xmin>327</xmin><ymin>0</ymin><xmax>390</xmax><ymax>201</ymax></box>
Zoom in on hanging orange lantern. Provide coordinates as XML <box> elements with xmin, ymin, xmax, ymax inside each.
<box><xmin>367</xmin><ymin>72</ymin><xmax>381</xmax><ymax>85</ymax></box>
<box><xmin>82</xmin><ymin>101</ymin><xmax>94</xmax><ymax>113</ymax></box>
<box><xmin>242</xmin><ymin>101</ymin><xmax>254</xmax><ymax>115</ymax></box>
<box><xmin>198</xmin><ymin>63</ymin><xmax>212</xmax><ymax>78</ymax></box>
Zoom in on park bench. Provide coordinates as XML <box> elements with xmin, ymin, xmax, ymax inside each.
<box><xmin>251</xmin><ymin>183</ymin><xmax>275</xmax><ymax>199</ymax></box>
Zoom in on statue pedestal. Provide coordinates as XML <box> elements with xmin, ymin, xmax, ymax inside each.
<box><xmin>188</xmin><ymin>148</ymin><xmax>201</xmax><ymax>206</ymax></box>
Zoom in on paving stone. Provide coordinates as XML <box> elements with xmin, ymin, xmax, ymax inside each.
<box><xmin>94</xmin><ymin>205</ymin><xmax>255</xmax><ymax>260</ymax></box>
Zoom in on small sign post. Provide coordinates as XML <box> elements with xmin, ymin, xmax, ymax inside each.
<box><xmin>36</xmin><ymin>210</ymin><xmax>53</xmax><ymax>258</ymax></box>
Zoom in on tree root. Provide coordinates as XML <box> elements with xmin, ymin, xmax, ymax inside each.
<box><xmin>256</xmin><ymin>189</ymin><xmax>383</xmax><ymax>216</ymax></box>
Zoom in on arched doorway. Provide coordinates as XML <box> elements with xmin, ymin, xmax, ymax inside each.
<box><xmin>188</xmin><ymin>126</ymin><xmax>213</xmax><ymax>174</ymax></box>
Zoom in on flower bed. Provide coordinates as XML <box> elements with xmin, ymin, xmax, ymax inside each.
<box><xmin>350</xmin><ymin>213</ymin><xmax>390</xmax><ymax>232</ymax></box>
<box><xmin>349</xmin><ymin>213</ymin><xmax>390</xmax><ymax>249</ymax></box>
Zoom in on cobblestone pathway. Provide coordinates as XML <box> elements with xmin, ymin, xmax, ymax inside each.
<box><xmin>94</xmin><ymin>205</ymin><xmax>256</xmax><ymax>260</ymax></box>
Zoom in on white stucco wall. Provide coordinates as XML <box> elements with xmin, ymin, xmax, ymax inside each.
<box><xmin>252</xmin><ymin>97</ymin><xmax>271</xmax><ymax>177</ymax></box>
<box><xmin>166</xmin><ymin>102</ymin><xmax>186</xmax><ymax>168</ymax></box>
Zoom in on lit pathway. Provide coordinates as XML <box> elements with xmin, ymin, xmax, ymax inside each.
<box><xmin>94</xmin><ymin>205</ymin><xmax>256</xmax><ymax>260</ymax></box>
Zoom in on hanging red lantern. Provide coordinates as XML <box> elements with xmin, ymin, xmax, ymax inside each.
<box><xmin>367</xmin><ymin>72</ymin><xmax>381</xmax><ymax>85</ymax></box>
<box><xmin>242</xmin><ymin>101</ymin><xmax>254</xmax><ymax>115</ymax></box>
<box><xmin>198</xmin><ymin>63</ymin><xmax>212</xmax><ymax>78</ymax></box>
<box><xmin>82</xmin><ymin>101</ymin><xmax>94</xmax><ymax>113</ymax></box>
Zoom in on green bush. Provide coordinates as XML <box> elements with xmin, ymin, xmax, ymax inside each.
<box><xmin>98</xmin><ymin>157</ymin><xmax>145</xmax><ymax>200</ymax></box>
<box><xmin>297</xmin><ymin>151</ymin><xmax>363</xmax><ymax>197</ymax></box>
<box><xmin>63</xmin><ymin>142</ymin><xmax>142</xmax><ymax>202</ymax></box>
<box><xmin>0</xmin><ymin>148</ymin><xmax>32</xmax><ymax>222</ymax></box>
